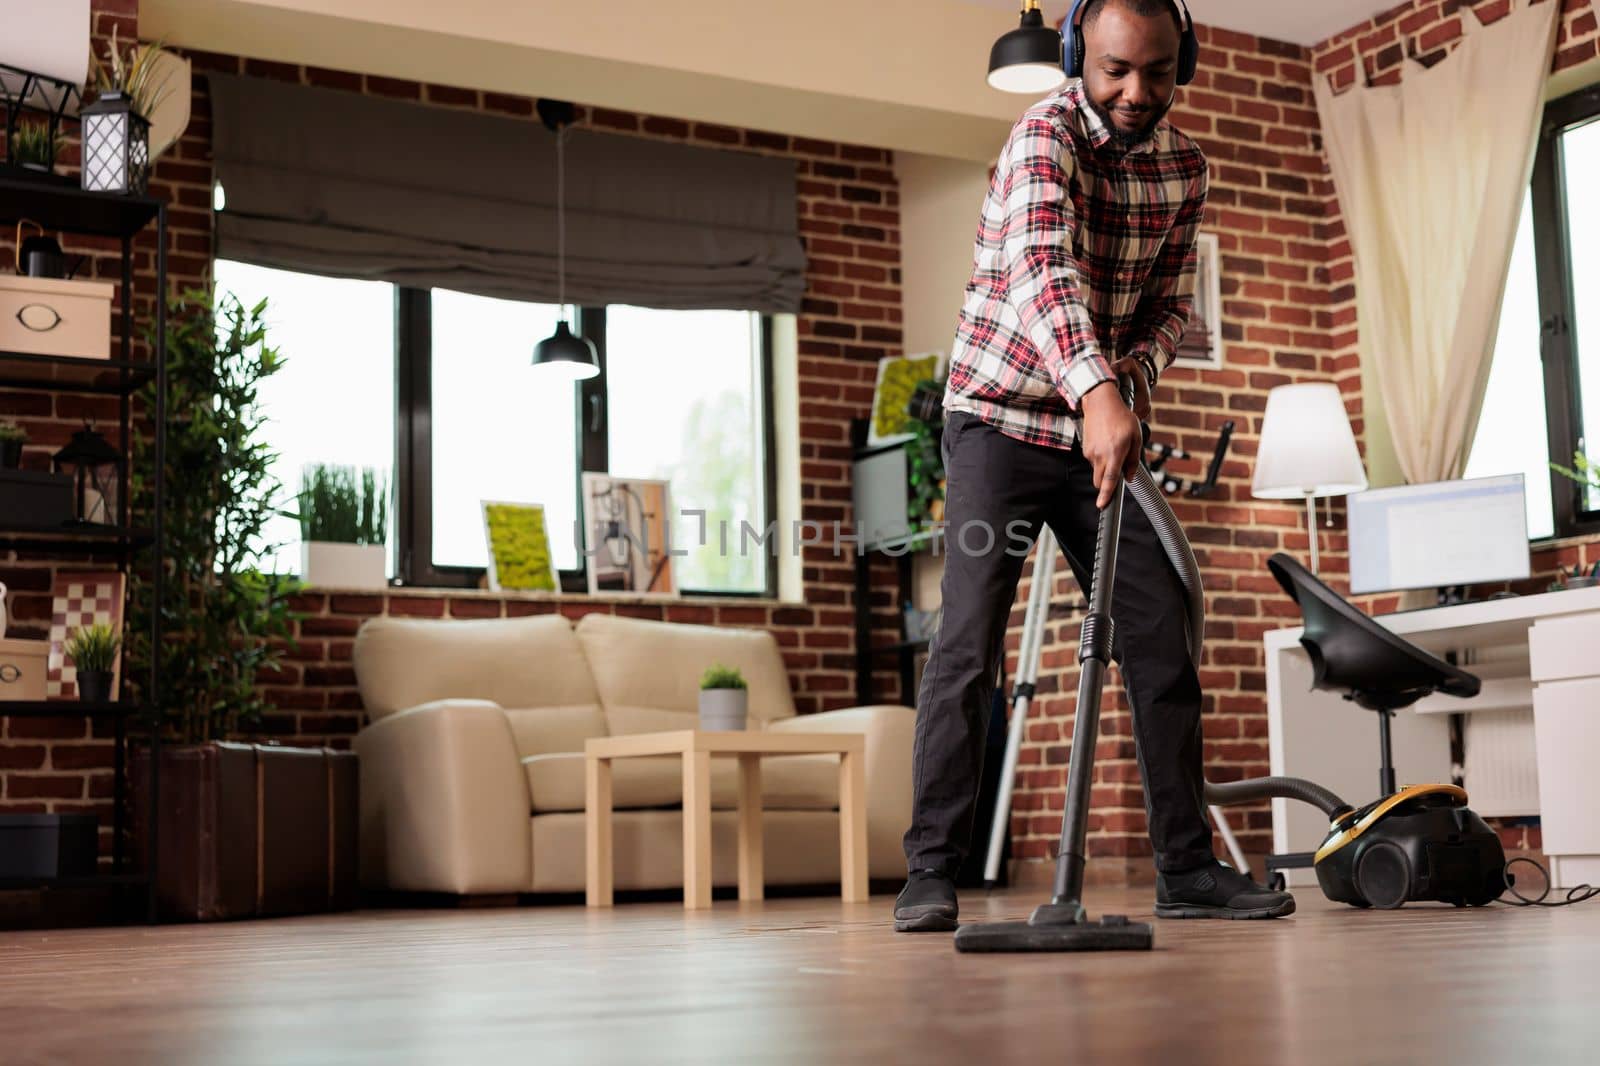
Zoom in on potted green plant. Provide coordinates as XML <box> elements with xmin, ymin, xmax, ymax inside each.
<box><xmin>64</xmin><ymin>623</ymin><xmax>120</xmax><ymax>703</ymax></box>
<box><xmin>699</xmin><ymin>663</ymin><xmax>749</xmax><ymax>731</ymax></box>
<box><xmin>297</xmin><ymin>463</ymin><xmax>390</xmax><ymax>589</ymax></box>
<box><xmin>0</xmin><ymin>420</ymin><xmax>25</xmax><ymax>469</ymax></box>
<box><xmin>8</xmin><ymin>121</ymin><xmax>65</xmax><ymax>176</ymax></box>
<box><xmin>1550</xmin><ymin>453</ymin><xmax>1600</xmax><ymax>588</ymax></box>
<box><xmin>124</xmin><ymin>288</ymin><xmax>358</xmax><ymax>922</ymax></box>
<box><xmin>82</xmin><ymin>28</ymin><xmax>174</xmax><ymax>194</ymax></box>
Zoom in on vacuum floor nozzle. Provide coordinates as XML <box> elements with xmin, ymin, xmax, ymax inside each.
<box><xmin>953</xmin><ymin>913</ymin><xmax>1154</xmax><ymax>953</ymax></box>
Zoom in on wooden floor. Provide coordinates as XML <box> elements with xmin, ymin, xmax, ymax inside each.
<box><xmin>2</xmin><ymin>885</ymin><xmax>1596</xmax><ymax>1065</ymax></box>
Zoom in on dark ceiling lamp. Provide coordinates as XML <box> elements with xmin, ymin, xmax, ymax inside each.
<box><xmin>531</xmin><ymin>98</ymin><xmax>600</xmax><ymax>382</ymax></box>
<box><xmin>987</xmin><ymin>0</ymin><xmax>1067</xmax><ymax>94</ymax></box>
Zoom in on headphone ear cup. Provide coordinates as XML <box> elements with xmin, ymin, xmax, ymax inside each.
<box><xmin>1177</xmin><ymin>26</ymin><xmax>1199</xmax><ymax>85</ymax></box>
<box><xmin>1061</xmin><ymin>0</ymin><xmax>1087</xmax><ymax>78</ymax></box>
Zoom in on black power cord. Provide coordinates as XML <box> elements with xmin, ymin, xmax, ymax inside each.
<box><xmin>1497</xmin><ymin>857</ymin><xmax>1600</xmax><ymax>907</ymax></box>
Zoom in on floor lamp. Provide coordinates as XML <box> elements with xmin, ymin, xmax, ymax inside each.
<box><xmin>1250</xmin><ymin>383</ymin><xmax>1368</xmax><ymax>573</ymax></box>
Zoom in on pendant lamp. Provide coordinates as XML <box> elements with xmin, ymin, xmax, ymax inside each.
<box><xmin>988</xmin><ymin>1</ymin><xmax>1067</xmax><ymax>94</ymax></box>
<box><xmin>532</xmin><ymin>100</ymin><xmax>599</xmax><ymax>381</ymax></box>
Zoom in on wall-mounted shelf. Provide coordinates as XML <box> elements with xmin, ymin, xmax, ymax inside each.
<box><xmin>0</xmin><ymin>177</ymin><xmax>162</xmax><ymax>238</ymax></box>
<box><xmin>0</xmin><ymin>700</ymin><xmax>148</xmax><ymax>718</ymax></box>
<box><xmin>0</xmin><ymin>352</ymin><xmax>156</xmax><ymax>395</ymax></box>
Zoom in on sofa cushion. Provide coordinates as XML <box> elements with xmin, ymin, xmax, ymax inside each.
<box><xmin>574</xmin><ymin>614</ymin><xmax>797</xmax><ymax>733</ymax></box>
<box><xmin>504</xmin><ymin>706</ymin><xmax>608</xmax><ymax>759</ymax></box>
<box><xmin>354</xmin><ymin>615</ymin><xmax>597</xmax><ymax>721</ymax></box>
<box><xmin>524</xmin><ymin>751</ymin><xmax>840</xmax><ymax>813</ymax></box>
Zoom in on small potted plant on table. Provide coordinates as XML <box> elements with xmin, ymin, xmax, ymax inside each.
<box><xmin>699</xmin><ymin>664</ymin><xmax>749</xmax><ymax>731</ymax></box>
<box><xmin>65</xmin><ymin>622</ymin><xmax>120</xmax><ymax>703</ymax></box>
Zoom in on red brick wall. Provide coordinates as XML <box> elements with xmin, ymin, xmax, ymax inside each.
<box><xmin>1</xmin><ymin>1</ymin><xmax>910</xmax><ymax>851</ymax></box>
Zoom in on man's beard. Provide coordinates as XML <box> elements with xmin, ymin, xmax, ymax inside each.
<box><xmin>1086</xmin><ymin>94</ymin><xmax>1168</xmax><ymax>149</ymax></box>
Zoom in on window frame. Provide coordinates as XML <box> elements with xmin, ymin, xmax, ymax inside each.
<box><xmin>394</xmin><ymin>289</ymin><xmax>778</xmax><ymax>596</ymax></box>
<box><xmin>1531</xmin><ymin>83</ymin><xmax>1600</xmax><ymax>541</ymax></box>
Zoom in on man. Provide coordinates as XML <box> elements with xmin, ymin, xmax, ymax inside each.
<box><xmin>893</xmin><ymin>0</ymin><xmax>1293</xmax><ymax>931</ymax></box>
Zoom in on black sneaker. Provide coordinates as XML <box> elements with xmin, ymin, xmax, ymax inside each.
<box><xmin>893</xmin><ymin>869</ymin><xmax>958</xmax><ymax>932</ymax></box>
<box><xmin>1154</xmin><ymin>861</ymin><xmax>1296</xmax><ymax>919</ymax></box>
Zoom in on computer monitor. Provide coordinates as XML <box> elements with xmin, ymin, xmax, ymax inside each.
<box><xmin>1347</xmin><ymin>474</ymin><xmax>1531</xmax><ymax>596</ymax></box>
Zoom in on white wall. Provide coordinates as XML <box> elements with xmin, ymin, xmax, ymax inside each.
<box><xmin>894</xmin><ymin>151</ymin><xmax>993</xmax><ymax>357</ymax></box>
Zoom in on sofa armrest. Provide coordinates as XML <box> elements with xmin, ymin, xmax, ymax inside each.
<box><xmin>354</xmin><ymin>698</ymin><xmax>531</xmax><ymax>895</ymax></box>
<box><xmin>767</xmin><ymin>705</ymin><xmax>914</xmax><ymax>879</ymax></box>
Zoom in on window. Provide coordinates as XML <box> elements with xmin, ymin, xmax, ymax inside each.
<box><xmin>214</xmin><ymin>263</ymin><xmax>775</xmax><ymax>594</ymax></box>
<box><xmin>212</xmin><ymin>260</ymin><xmax>396</xmax><ymax>576</ymax></box>
<box><xmin>1464</xmin><ymin>85</ymin><xmax>1600</xmax><ymax>541</ymax></box>
<box><xmin>428</xmin><ymin>290</ymin><xmax>578</xmax><ymax>572</ymax></box>
<box><xmin>1463</xmin><ymin>196</ymin><xmax>1554</xmax><ymax>539</ymax></box>
<box><xmin>604</xmin><ymin>306</ymin><xmax>772</xmax><ymax>593</ymax></box>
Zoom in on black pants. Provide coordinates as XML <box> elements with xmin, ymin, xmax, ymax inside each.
<box><xmin>902</xmin><ymin>411</ymin><xmax>1214</xmax><ymax>878</ymax></box>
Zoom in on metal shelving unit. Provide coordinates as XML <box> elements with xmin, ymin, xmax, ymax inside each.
<box><xmin>0</xmin><ymin>176</ymin><xmax>166</xmax><ymax>922</ymax></box>
<box><xmin>850</xmin><ymin>414</ymin><xmax>943</xmax><ymax>706</ymax></box>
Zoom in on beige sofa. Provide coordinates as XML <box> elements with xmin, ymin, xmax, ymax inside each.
<box><xmin>351</xmin><ymin>612</ymin><xmax>915</xmax><ymax>897</ymax></box>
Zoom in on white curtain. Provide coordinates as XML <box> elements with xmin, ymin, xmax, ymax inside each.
<box><xmin>1315</xmin><ymin>0</ymin><xmax>1560</xmax><ymax>485</ymax></box>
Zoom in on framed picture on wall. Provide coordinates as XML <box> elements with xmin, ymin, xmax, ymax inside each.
<box><xmin>480</xmin><ymin>501</ymin><xmax>559</xmax><ymax>592</ymax></box>
<box><xmin>1175</xmin><ymin>232</ymin><xmax>1225</xmax><ymax>369</ymax></box>
<box><xmin>581</xmin><ymin>473</ymin><xmax>678</xmax><ymax>598</ymax></box>
<box><xmin>867</xmin><ymin>351</ymin><xmax>947</xmax><ymax>446</ymax></box>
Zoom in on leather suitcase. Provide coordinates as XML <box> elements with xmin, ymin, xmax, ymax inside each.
<box><xmin>137</xmin><ymin>742</ymin><xmax>359</xmax><ymax>921</ymax></box>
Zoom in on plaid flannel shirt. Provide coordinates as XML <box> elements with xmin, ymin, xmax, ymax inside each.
<box><xmin>945</xmin><ymin>80</ymin><xmax>1209</xmax><ymax>450</ymax></box>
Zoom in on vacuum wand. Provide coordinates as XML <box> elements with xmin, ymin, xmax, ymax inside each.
<box><xmin>1052</xmin><ymin>452</ymin><xmax>1123</xmax><ymax>909</ymax></box>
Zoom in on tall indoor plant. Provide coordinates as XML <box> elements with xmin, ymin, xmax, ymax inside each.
<box><xmin>127</xmin><ymin>288</ymin><xmax>299</xmax><ymax>743</ymax></box>
<box><xmin>126</xmin><ymin>289</ymin><xmax>356</xmax><ymax>921</ymax></box>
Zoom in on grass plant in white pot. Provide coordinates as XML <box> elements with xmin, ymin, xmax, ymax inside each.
<box><xmin>698</xmin><ymin>663</ymin><xmax>749</xmax><ymax>731</ymax></box>
<box><xmin>298</xmin><ymin>463</ymin><xmax>389</xmax><ymax>589</ymax></box>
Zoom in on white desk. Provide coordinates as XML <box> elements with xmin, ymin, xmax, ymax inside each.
<box><xmin>1266</xmin><ymin>585</ymin><xmax>1600</xmax><ymax>888</ymax></box>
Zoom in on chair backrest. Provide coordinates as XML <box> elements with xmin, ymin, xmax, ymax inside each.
<box><xmin>1266</xmin><ymin>552</ymin><xmax>1480</xmax><ymax>711</ymax></box>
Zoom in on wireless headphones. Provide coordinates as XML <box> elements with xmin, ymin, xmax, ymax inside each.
<box><xmin>1061</xmin><ymin>0</ymin><xmax>1199</xmax><ymax>86</ymax></box>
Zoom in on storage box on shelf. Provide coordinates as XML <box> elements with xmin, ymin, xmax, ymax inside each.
<box><xmin>0</xmin><ymin>177</ymin><xmax>166</xmax><ymax>919</ymax></box>
<box><xmin>0</xmin><ymin>276</ymin><xmax>113</xmax><ymax>359</ymax></box>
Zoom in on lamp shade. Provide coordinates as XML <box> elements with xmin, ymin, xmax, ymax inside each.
<box><xmin>987</xmin><ymin>6</ymin><xmax>1067</xmax><ymax>94</ymax></box>
<box><xmin>1251</xmin><ymin>383</ymin><xmax>1368</xmax><ymax>499</ymax></box>
<box><xmin>531</xmin><ymin>320</ymin><xmax>599</xmax><ymax>381</ymax></box>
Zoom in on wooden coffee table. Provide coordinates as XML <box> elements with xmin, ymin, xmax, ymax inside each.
<box><xmin>584</xmin><ymin>729</ymin><xmax>868</xmax><ymax>910</ymax></box>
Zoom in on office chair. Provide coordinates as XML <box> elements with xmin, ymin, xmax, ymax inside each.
<box><xmin>1259</xmin><ymin>552</ymin><xmax>1482</xmax><ymax>888</ymax></box>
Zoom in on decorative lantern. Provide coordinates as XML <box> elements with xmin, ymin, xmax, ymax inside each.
<box><xmin>80</xmin><ymin>90</ymin><xmax>151</xmax><ymax>195</ymax></box>
<box><xmin>52</xmin><ymin>426</ymin><xmax>122</xmax><ymax>526</ymax></box>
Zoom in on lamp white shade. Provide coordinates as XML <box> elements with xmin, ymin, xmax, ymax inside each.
<box><xmin>1251</xmin><ymin>383</ymin><xmax>1368</xmax><ymax>500</ymax></box>
<box><xmin>987</xmin><ymin>63</ymin><xmax>1068</xmax><ymax>94</ymax></box>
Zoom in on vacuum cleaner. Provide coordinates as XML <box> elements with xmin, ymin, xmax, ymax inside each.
<box><xmin>953</xmin><ymin>381</ymin><xmax>1506</xmax><ymax>954</ymax></box>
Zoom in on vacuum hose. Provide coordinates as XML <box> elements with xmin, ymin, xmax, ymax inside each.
<box><xmin>1126</xmin><ymin>465</ymin><xmax>1352</xmax><ymax>821</ymax></box>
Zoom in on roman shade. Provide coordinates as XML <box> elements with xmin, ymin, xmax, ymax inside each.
<box><xmin>206</xmin><ymin>73</ymin><xmax>806</xmax><ymax>313</ymax></box>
